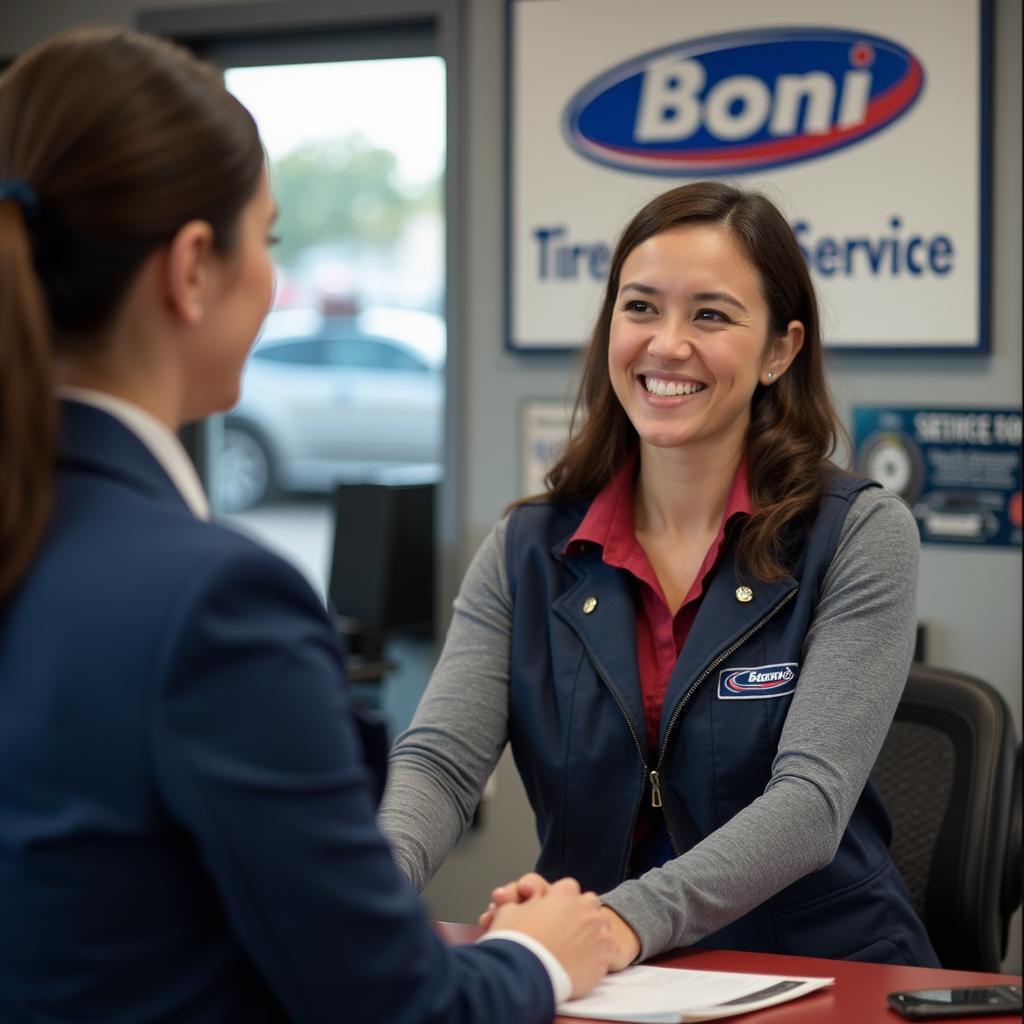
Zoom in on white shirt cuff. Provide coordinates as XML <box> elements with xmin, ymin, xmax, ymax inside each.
<box><xmin>478</xmin><ymin>929</ymin><xmax>573</xmax><ymax>1004</ymax></box>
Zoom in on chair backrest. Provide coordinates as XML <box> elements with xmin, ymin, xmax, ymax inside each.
<box><xmin>872</xmin><ymin>663</ymin><xmax>1021</xmax><ymax>971</ymax></box>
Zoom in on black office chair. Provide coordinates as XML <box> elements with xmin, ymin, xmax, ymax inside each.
<box><xmin>872</xmin><ymin>663</ymin><xmax>1022</xmax><ymax>972</ymax></box>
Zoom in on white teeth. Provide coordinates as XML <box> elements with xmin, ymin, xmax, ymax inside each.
<box><xmin>644</xmin><ymin>376</ymin><xmax>704</xmax><ymax>397</ymax></box>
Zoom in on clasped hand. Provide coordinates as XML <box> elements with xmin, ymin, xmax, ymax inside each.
<box><xmin>481</xmin><ymin>872</ymin><xmax>641</xmax><ymax>978</ymax></box>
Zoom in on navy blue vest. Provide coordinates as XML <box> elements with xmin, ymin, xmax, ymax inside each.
<box><xmin>504</xmin><ymin>473</ymin><xmax>938</xmax><ymax>966</ymax></box>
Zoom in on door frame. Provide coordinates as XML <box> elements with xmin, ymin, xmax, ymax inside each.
<box><xmin>140</xmin><ymin>0</ymin><xmax>465</xmax><ymax>631</ymax></box>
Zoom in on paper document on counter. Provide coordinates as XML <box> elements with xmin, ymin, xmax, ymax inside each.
<box><xmin>558</xmin><ymin>964</ymin><xmax>833</xmax><ymax>1022</ymax></box>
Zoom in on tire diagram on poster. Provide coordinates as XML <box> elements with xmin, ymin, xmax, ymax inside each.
<box><xmin>854</xmin><ymin>407</ymin><xmax>1022</xmax><ymax>547</ymax></box>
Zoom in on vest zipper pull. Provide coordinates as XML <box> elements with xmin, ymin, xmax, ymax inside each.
<box><xmin>649</xmin><ymin>770</ymin><xmax>663</xmax><ymax>808</ymax></box>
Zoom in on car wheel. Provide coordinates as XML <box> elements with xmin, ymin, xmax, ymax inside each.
<box><xmin>218</xmin><ymin>423</ymin><xmax>274</xmax><ymax>513</ymax></box>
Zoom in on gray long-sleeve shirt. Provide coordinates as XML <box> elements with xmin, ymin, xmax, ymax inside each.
<box><xmin>378</xmin><ymin>487</ymin><xmax>919</xmax><ymax>959</ymax></box>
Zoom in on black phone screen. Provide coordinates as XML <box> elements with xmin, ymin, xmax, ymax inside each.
<box><xmin>889</xmin><ymin>985</ymin><xmax>1023</xmax><ymax>1019</ymax></box>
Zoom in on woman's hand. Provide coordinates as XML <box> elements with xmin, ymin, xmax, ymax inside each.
<box><xmin>478</xmin><ymin>871</ymin><xmax>550</xmax><ymax>930</ymax></box>
<box><xmin>598</xmin><ymin>906</ymin><xmax>641</xmax><ymax>970</ymax></box>
<box><xmin>488</xmin><ymin>877</ymin><xmax>615</xmax><ymax>998</ymax></box>
<box><xmin>480</xmin><ymin>872</ymin><xmax>641</xmax><ymax>972</ymax></box>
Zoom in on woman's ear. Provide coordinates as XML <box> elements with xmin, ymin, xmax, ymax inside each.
<box><xmin>163</xmin><ymin>220</ymin><xmax>216</xmax><ymax>327</ymax></box>
<box><xmin>761</xmin><ymin>320</ymin><xmax>805</xmax><ymax>386</ymax></box>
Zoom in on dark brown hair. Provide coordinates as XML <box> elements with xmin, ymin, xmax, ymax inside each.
<box><xmin>540</xmin><ymin>181</ymin><xmax>844</xmax><ymax>581</ymax></box>
<box><xmin>0</xmin><ymin>27</ymin><xmax>264</xmax><ymax>602</ymax></box>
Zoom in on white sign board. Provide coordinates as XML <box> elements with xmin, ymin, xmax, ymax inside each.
<box><xmin>520</xmin><ymin>399</ymin><xmax>573</xmax><ymax>497</ymax></box>
<box><xmin>508</xmin><ymin>0</ymin><xmax>989</xmax><ymax>352</ymax></box>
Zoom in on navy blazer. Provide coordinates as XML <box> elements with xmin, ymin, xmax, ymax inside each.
<box><xmin>0</xmin><ymin>402</ymin><xmax>553</xmax><ymax>1023</ymax></box>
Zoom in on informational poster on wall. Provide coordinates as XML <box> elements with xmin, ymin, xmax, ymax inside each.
<box><xmin>520</xmin><ymin>399</ymin><xmax>572</xmax><ymax>497</ymax></box>
<box><xmin>853</xmin><ymin>407</ymin><xmax>1022</xmax><ymax>548</ymax></box>
<box><xmin>508</xmin><ymin>0</ymin><xmax>989</xmax><ymax>352</ymax></box>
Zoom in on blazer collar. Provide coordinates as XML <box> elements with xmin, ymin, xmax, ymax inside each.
<box><xmin>58</xmin><ymin>399</ymin><xmax>193</xmax><ymax>515</ymax></box>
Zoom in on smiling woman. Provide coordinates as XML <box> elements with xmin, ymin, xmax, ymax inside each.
<box><xmin>607</xmin><ymin>223</ymin><xmax>803</xmax><ymax>467</ymax></box>
<box><xmin>380</xmin><ymin>180</ymin><xmax>941</xmax><ymax>973</ymax></box>
<box><xmin>544</xmin><ymin>181</ymin><xmax>830</xmax><ymax>583</ymax></box>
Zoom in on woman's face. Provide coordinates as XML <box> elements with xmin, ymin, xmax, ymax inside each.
<box><xmin>181</xmin><ymin>169</ymin><xmax>277</xmax><ymax>421</ymax></box>
<box><xmin>608</xmin><ymin>223</ymin><xmax>799</xmax><ymax>462</ymax></box>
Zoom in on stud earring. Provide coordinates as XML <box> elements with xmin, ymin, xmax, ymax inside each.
<box><xmin>766</xmin><ymin>371</ymin><xmax>774</xmax><ymax>381</ymax></box>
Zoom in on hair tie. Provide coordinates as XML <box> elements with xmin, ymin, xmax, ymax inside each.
<box><xmin>0</xmin><ymin>179</ymin><xmax>40</xmax><ymax>220</ymax></box>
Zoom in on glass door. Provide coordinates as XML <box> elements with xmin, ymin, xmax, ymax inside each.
<box><xmin>212</xmin><ymin>56</ymin><xmax>446</xmax><ymax>599</ymax></box>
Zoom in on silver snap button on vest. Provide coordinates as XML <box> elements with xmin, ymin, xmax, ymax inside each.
<box><xmin>582</xmin><ymin>596</ymin><xmax>598</xmax><ymax>614</ymax></box>
<box><xmin>735</xmin><ymin>586</ymin><xmax>754</xmax><ymax>603</ymax></box>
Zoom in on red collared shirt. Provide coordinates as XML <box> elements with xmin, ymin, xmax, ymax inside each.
<box><xmin>567</xmin><ymin>452</ymin><xmax>752</xmax><ymax>755</ymax></box>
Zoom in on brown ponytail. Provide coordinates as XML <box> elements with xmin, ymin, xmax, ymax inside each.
<box><xmin>0</xmin><ymin>198</ymin><xmax>56</xmax><ymax>601</ymax></box>
<box><xmin>0</xmin><ymin>27</ymin><xmax>264</xmax><ymax>602</ymax></box>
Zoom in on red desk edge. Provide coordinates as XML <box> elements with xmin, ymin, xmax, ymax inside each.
<box><xmin>435</xmin><ymin>921</ymin><xmax>1022</xmax><ymax>1023</ymax></box>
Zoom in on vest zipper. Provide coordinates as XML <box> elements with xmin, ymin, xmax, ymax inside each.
<box><xmin>656</xmin><ymin>586</ymin><xmax>799</xmax><ymax>851</ymax></box>
<box><xmin>587</xmin><ymin>657</ymin><xmax>649</xmax><ymax>877</ymax></box>
<box><xmin>649</xmin><ymin>770</ymin><xmax>663</xmax><ymax>808</ymax></box>
<box><xmin>585</xmin><ymin>585</ymin><xmax>798</xmax><ymax>876</ymax></box>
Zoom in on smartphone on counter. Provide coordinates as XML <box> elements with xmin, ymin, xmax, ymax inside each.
<box><xmin>888</xmin><ymin>985</ymin><xmax>1022</xmax><ymax>1019</ymax></box>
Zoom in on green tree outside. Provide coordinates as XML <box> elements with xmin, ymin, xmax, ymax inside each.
<box><xmin>270</xmin><ymin>135</ymin><xmax>442</xmax><ymax>268</ymax></box>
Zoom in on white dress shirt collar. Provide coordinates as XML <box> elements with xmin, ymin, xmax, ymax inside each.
<box><xmin>59</xmin><ymin>387</ymin><xmax>211</xmax><ymax>521</ymax></box>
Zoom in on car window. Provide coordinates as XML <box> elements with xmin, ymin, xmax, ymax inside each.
<box><xmin>323</xmin><ymin>336</ymin><xmax>429</xmax><ymax>372</ymax></box>
<box><xmin>252</xmin><ymin>338</ymin><xmax>326</xmax><ymax>365</ymax></box>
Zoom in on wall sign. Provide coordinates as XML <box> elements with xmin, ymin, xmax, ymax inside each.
<box><xmin>853</xmin><ymin>406</ymin><xmax>1022</xmax><ymax>548</ymax></box>
<box><xmin>508</xmin><ymin>0</ymin><xmax>990</xmax><ymax>352</ymax></box>
<box><xmin>520</xmin><ymin>399</ymin><xmax>572</xmax><ymax>497</ymax></box>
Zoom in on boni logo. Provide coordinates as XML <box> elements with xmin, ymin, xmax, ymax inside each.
<box><xmin>718</xmin><ymin>663</ymin><xmax>799</xmax><ymax>700</ymax></box>
<box><xmin>564</xmin><ymin>28</ymin><xmax>924</xmax><ymax>175</ymax></box>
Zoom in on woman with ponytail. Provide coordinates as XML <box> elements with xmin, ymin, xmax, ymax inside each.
<box><xmin>0</xmin><ymin>179</ymin><xmax>55</xmax><ymax>604</ymax></box>
<box><xmin>0</xmin><ymin>28</ymin><xmax>615</xmax><ymax>1022</ymax></box>
<box><xmin>381</xmin><ymin>182</ymin><xmax>939</xmax><ymax>969</ymax></box>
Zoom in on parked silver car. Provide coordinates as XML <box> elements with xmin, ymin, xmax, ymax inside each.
<box><xmin>216</xmin><ymin>306</ymin><xmax>444</xmax><ymax>512</ymax></box>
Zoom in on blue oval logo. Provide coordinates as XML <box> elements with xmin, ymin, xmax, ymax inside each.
<box><xmin>717</xmin><ymin>663</ymin><xmax>799</xmax><ymax>700</ymax></box>
<box><xmin>564</xmin><ymin>28</ymin><xmax>924</xmax><ymax>175</ymax></box>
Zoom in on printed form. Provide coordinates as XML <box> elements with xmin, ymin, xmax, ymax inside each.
<box><xmin>558</xmin><ymin>964</ymin><xmax>833</xmax><ymax>1022</ymax></box>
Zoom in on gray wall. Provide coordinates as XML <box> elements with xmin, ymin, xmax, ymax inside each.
<box><xmin>2</xmin><ymin>0</ymin><xmax>1020</xmax><ymax>970</ymax></box>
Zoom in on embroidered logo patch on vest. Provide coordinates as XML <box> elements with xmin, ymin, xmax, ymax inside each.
<box><xmin>717</xmin><ymin>663</ymin><xmax>799</xmax><ymax>700</ymax></box>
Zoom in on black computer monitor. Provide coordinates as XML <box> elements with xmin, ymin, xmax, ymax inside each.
<box><xmin>327</xmin><ymin>480</ymin><xmax>435</xmax><ymax>637</ymax></box>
